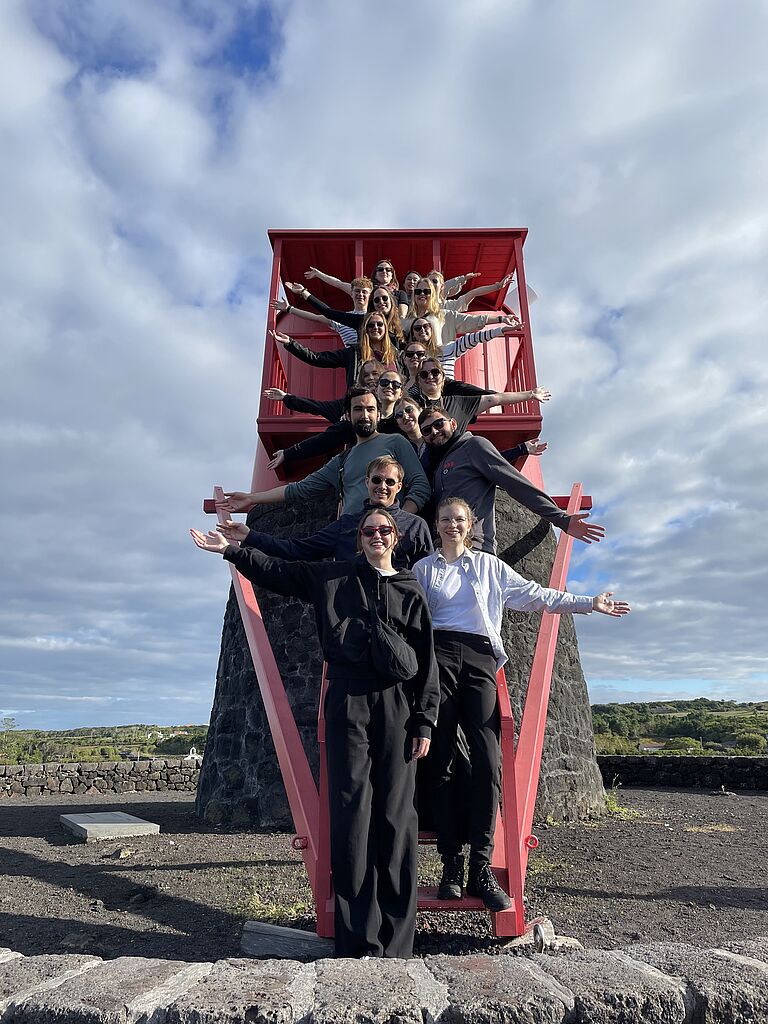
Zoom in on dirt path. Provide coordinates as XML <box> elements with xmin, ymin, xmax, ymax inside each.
<box><xmin>0</xmin><ymin>788</ymin><xmax>765</xmax><ymax>961</ymax></box>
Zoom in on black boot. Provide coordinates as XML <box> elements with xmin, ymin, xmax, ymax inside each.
<box><xmin>437</xmin><ymin>855</ymin><xmax>464</xmax><ymax>899</ymax></box>
<box><xmin>466</xmin><ymin>863</ymin><xmax>512</xmax><ymax>911</ymax></box>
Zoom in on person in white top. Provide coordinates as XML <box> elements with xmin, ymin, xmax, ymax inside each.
<box><xmin>412</xmin><ymin>497</ymin><xmax>630</xmax><ymax>911</ymax></box>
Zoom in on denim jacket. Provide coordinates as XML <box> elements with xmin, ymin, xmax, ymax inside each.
<box><xmin>412</xmin><ymin>548</ymin><xmax>593</xmax><ymax>669</ymax></box>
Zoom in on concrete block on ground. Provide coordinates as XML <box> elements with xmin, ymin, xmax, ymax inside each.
<box><xmin>426</xmin><ymin>953</ymin><xmax>572</xmax><ymax>1023</ymax></box>
<box><xmin>626</xmin><ymin>942</ymin><xmax>768</xmax><ymax>1023</ymax></box>
<box><xmin>311</xmin><ymin>958</ymin><xmax>447</xmax><ymax>1024</ymax></box>
<box><xmin>0</xmin><ymin>954</ymin><xmax>101</xmax><ymax>1015</ymax></box>
<box><xmin>533</xmin><ymin>949</ymin><xmax>689</xmax><ymax>1023</ymax></box>
<box><xmin>241</xmin><ymin>921</ymin><xmax>334</xmax><ymax>960</ymax></box>
<box><xmin>166</xmin><ymin>958</ymin><xmax>313</xmax><ymax>1024</ymax></box>
<box><xmin>59</xmin><ymin>812</ymin><xmax>160</xmax><ymax>842</ymax></box>
<box><xmin>12</xmin><ymin>956</ymin><xmax>211</xmax><ymax>1024</ymax></box>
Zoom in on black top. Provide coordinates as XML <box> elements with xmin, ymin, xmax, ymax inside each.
<box><xmin>284</xmin><ymin>338</ymin><xmax>359</xmax><ymax>390</ymax></box>
<box><xmin>223</xmin><ymin>546</ymin><xmax>440</xmax><ymax>735</ymax></box>
<box><xmin>283</xmin><ymin>413</ymin><xmax>402</xmax><ymax>465</ymax></box>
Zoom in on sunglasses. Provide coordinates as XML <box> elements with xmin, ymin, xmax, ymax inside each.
<box><xmin>376</xmin><ymin>266</ymin><xmax>393</xmax><ymax>274</ymax></box>
<box><xmin>421</xmin><ymin>417</ymin><xmax>447</xmax><ymax>436</ymax></box>
<box><xmin>372</xmin><ymin>295</ymin><xmax>390</xmax><ymax>304</ymax></box>
<box><xmin>378</xmin><ymin>379</ymin><xmax>402</xmax><ymax>390</ymax></box>
<box><xmin>405</xmin><ymin>349</ymin><xmax>426</xmax><ymax>358</ymax></box>
<box><xmin>414</xmin><ymin>288</ymin><xmax>431</xmax><ymax>296</ymax></box>
<box><xmin>394</xmin><ymin>408</ymin><xmax>417</xmax><ymax>419</ymax></box>
<box><xmin>369</xmin><ymin>475</ymin><xmax>399</xmax><ymax>486</ymax></box>
<box><xmin>366</xmin><ymin>322</ymin><xmax>386</xmax><ymax>330</ymax></box>
<box><xmin>361</xmin><ymin>525</ymin><xmax>395</xmax><ymax>537</ymax></box>
<box><xmin>412</xmin><ymin>323</ymin><xmax>432</xmax><ymax>333</ymax></box>
<box><xmin>418</xmin><ymin>368</ymin><xmax>443</xmax><ymax>380</ymax></box>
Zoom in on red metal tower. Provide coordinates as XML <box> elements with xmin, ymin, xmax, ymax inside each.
<box><xmin>205</xmin><ymin>228</ymin><xmax>592</xmax><ymax>938</ymax></box>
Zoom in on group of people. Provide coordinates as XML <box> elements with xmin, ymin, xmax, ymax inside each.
<box><xmin>191</xmin><ymin>255</ymin><xmax>630</xmax><ymax>959</ymax></box>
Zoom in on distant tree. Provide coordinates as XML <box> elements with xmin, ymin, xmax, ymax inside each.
<box><xmin>662</xmin><ymin>736</ymin><xmax>703</xmax><ymax>754</ymax></box>
<box><xmin>733</xmin><ymin>732</ymin><xmax>767</xmax><ymax>755</ymax></box>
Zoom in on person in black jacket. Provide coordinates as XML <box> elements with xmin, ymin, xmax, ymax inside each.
<box><xmin>191</xmin><ymin>508</ymin><xmax>439</xmax><ymax>959</ymax></box>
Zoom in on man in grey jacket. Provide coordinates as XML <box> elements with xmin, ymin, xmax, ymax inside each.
<box><xmin>419</xmin><ymin>406</ymin><xmax>605</xmax><ymax>553</ymax></box>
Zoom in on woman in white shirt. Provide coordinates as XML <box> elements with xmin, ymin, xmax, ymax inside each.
<box><xmin>412</xmin><ymin>497</ymin><xmax>630</xmax><ymax>911</ymax></box>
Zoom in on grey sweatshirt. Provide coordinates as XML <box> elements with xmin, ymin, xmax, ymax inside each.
<box><xmin>431</xmin><ymin>432</ymin><xmax>571</xmax><ymax>553</ymax></box>
<box><xmin>285</xmin><ymin>433</ymin><xmax>431</xmax><ymax>514</ymax></box>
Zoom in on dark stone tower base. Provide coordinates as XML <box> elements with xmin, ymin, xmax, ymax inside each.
<box><xmin>196</xmin><ymin>489</ymin><xmax>605</xmax><ymax>828</ymax></box>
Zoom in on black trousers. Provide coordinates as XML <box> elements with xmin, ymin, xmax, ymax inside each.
<box><xmin>429</xmin><ymin>630</ymin><xmax>500</xmax><ymax>868</ymax></box>
<box><xmin>324</xmin><ymin>676</ymin><xmax>417</xmax><ymax>958</ymax></box>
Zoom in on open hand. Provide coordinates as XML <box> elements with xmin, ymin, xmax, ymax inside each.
<box><xmin>264</xmin><ymin>388</ymin><xmax>286</xmax><ymax>402</ymax></box>
<box><xmin>285</xmin><ymin>281</ymin><xmax>305</xmax><ymax>294</ymax></box>
<box><xmin>270</xmin><ymin>297</ymin><xmax>289</xmax><ymax>313</ymax></box>
<box><xmin>267</xmin><ymin>449</ymin><xmax>285</xmax><ymax>470</ymax></box>
<box><xmin>190</xmin><ymin>528</ymin><xmax>229</xmax><ymax>554</ymax></box>
<box><xmin>216</xmin><ymin>520</ymin><xmax>249</xmax><ymax>543</ymax></box>
<box><xmin>270</xmin><ymin>330</ymin><xmax>290</xmax><ymax>346</ymax></box>
<box><xmin>304</xmin><ymin>267</ymin><xmax>319</xmax><ymax>280</ymax></box>
<box><xmin>592</xmin><ymin>592</ymin><xmax>631</xmax><ymax>617</ymax></box>
<box><xmin>565</xmin><ymin>513</ymin><xmax>605</xmax><ymax>545</ymax></box>
<box><xmin>525</xmin><ymin>439</ymin><xmax>548</xmax><ymax>456</ymax></box>
<box><xmin>531</xmin><ymin>386</ymin><xmax>551</xmax><ymax>402</ymax></box>
<box><xmin>497</xmin><ymin>274</ymin><xmax>514</xmax><ymax>289</ymax></box>
<box><xmin>216</xmin><ymin>492</ymin><xmax>254</xmax><ymax>514</ymax></box>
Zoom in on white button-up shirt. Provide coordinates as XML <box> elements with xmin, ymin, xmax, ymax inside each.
<box><xmin>412</xmin><ymin>548</ymin><xmax>593</xmax><ymax>669</ymax></box>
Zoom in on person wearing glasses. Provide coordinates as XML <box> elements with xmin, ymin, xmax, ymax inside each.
<box><xmin>392</xmin><ymin>395</ymin><xmax>426</xmax><ymax>456</ymax></box>
<box><xmin>414</xmin><ymin>358</ymin><xmax>551</xmax><ymax>437</ymax></box>
<box><xmin>264</xmin><ymin>369</ymin><xmax>409</xmax><ymax>471</ymax></box>
<box><xmin>426</xmin><ymin>269</ymin><xmax>515</xmax><ymax>313</ymax></box>
<box><xmin>405</xmin><ymin>316</ymin><xmax>523</xmax><ymax>383</ymax></box>
<box><xmin>191</xmin><ymin>506</ymin><xmax>439</xmax><ymax>958</ymax></box>
<box><xmin>217</xmin><ymin>457</ymin><xmax>433</xmax><ymax>569</ymax></box>
<box><xmin>304</xmin><ymin>260</ymin><xmax>409</xmax><ymax>317</ymax></box>
<box><xmin>218</xmin><ymin>387</ymin><xmax>430</xmax><ymax>517</ymax></box>
<box><xmin>402</xmin><ymin>278</ymin><xmax>518</xmax><ymax>379</ymax></box>
<box><xmin>412</xmin><ymin>496</ymin><xmax>630</xmax><ymax>911</ymax></box>
<box><xmin>418</xmin><ymin>405</ymin><xmax>606</xmax><ymax>553</ymax></box>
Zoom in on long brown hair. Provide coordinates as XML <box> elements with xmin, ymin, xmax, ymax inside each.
<box><xmin>369</xmin><ymin>287</ymin><xmax>405</xmax><ymax>346</ymax></box>
<box><xmin>370</xmin><ymin>257</ymin><xmax>400</xmax><ymax>291</ymax></box>
<box><xmin>359</xmin><ymin>312</ymin><xmax>396</xmax><ymax>366</ymax></box>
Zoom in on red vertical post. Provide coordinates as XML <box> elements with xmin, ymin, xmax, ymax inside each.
<box><xmin>512</xmin><ymin>235</ymin><xmax>537</xmax><ymax>391</ymax></box>
<box><xmin>432</xmin><ymin>238</ymin><xmax>442</xmax><ymax>273</ymax></box>
<box><xmin>315</xmin><ymin>669</ymin><xmax>335</xmax><ymax>936</ymax></box>
<box><xmin>355</xmin><ymin>238</ymin><xmax>364</xmax><ymax>278</ymax></box>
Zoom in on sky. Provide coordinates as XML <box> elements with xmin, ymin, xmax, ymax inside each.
<box><xmin>1</xmin><ymin>0</ymin><xmax>766</xmax><ymax>731</ymax></box>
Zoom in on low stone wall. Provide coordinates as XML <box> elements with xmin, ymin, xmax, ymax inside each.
<box><xmin>598</xmin><ymin>753</ymin><xmax>768</xmax><ymax>790</ymax></box>
<box><xmin>0</xmin><ymin>758</ymin><xmax>201</xmax><ymax>798</ymax></box>
<box><xmin>1</xmin><ymin>939</ymin><xmax>767</xmax><ymax>1022</ymax></box>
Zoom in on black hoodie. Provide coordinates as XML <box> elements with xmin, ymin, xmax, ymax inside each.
<box><xmin>223</xmin><ymin>545</ymin><xmax>440</xmax><ymax>737</ymax></box>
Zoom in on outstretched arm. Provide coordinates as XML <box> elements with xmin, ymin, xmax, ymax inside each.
<box><xmin>215</xmin><ymin>486</ymin><xmax>289</xmax><ymax>514</ymax></box>
<box><xmin>271</xmin><ymin>296</ymin><xmax>332</xmax><ymax>327</ymax></box>
<box><xmin>477</xmin><ymin>385</ymin><xmax>551</xmax><ymax>414</ymax></box>
<box><xmin>304</xmin><ymin>266</ymin><xmax>352</xmax><ymax>296</ymax></box>
<box><xmin>458</xmin><ymin>273</ymin><xmax>514</xmax><ymax>306</ymax></box>
<box><xmin>592</xmin><ymin>592</ymin><xmax>631</xmax><ymax>616</ymax></box>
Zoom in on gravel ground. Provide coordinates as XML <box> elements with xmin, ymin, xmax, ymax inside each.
<box><xmin>0</xmin><ymin>787</ymin><xmax>765</xmax><ymax>962</ymax></box>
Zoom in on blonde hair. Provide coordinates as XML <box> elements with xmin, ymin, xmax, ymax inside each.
<box><xmin>359</xmin><ymin>312</ymin><xmax>396</xmax><ymax>366</ymax></box>
<box><xmin>428</xmin><ymin>269</ymin><xmax>446</xmax><ymax>299</ymax></box>
<box><xmin>366</xmin><ymin>456</ymin><xmax>404</xmax><ymax>482</ymax></box>
<box><xmin>436</xmin><ymin>496</ymin><xmax>476</xmax><ymax>549</ymax></box>
<box><xmin>407</xmin><ymin>277</ymin><xmax>444</xmax><ymax>323</ymax></box>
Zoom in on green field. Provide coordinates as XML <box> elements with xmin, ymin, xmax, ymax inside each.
<box><xmin>590</xmin><ymin>698</ymin><xmax>768</xmax><ymax>755</ymax></box>
<box><xmin>0</xmin><ymin>719</ymin><xmax>208</xmax><ymax>765</ymax></box>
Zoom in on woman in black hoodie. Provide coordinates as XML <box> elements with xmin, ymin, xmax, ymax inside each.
<box><xmin>191</xmin><ymin>508</ymin><xmax>439</xmax><ymax>959</ymax></box>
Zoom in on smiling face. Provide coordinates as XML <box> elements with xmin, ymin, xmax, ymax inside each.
<box><xmin>377</xmin><ymin>372</ymin><xmax>403</xmax><ymax>404</ymax></box>
<box><xmin>413</xmin><ymin>278</ymin><xmax>434</xmax><ymax>312</ymax></box>
<box><xmin>404</xmin><ymin>271</ymin><xmax>420</xmax><ymax>294</ymax></box>
<box><xmin>352</xmin><ymin>284</ymin><xmax>372</xmax><ymax>310</ymax></box>
<box><xmin>436</xmin><ymin>500</ymin><xmax>473</xmax><ymax>548</ymax></box>
<box><xmin>366</xmin><ymin>461</ymin><xmax>403</xmax><ymax>506</ymax></box>
<box><xmin>359</xmin><ymin>361</ymin><xmax>382</xmax><ymax>389</ymax></box>
<box><xmin>420</xmin><ymin>410</ymin><xmax>456</xmax><ymax>447</ymax></box>
<box><xmin>394</xmin><ymin>398</ymin><xmax>422</xmax><ymax>439</ymax></box>
<box><xmin>373</xmin><ymin>262</ymin><xmax>395</xmax><ymax>287</ymax></box>
<box><xmin>371</xmin><ymin>287</ymin><xmax>393</xmax><ymax>313</ymax></box>
<box><xmin>417</xmin><ymin>358</ymin><xmax>444</xmax><ymax>398</ymax></box>
<box><xmin>358</xmin><ymin>510</ymin><xmax>398</xmax><ymax>563</ymax></box>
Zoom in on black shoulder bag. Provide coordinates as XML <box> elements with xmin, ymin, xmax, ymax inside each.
<box><xmin>359</xmin><ymin>569</ymin><xmax>419</xmax><ymax>682</ymax></box>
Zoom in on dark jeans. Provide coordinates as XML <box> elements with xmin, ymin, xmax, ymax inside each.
<box><xmin>429</xmin><ymin>630</ymin><xmax>500</xmax><ymax>868</ymax></box>
<box><xmin>324</xmin><ymin>677</ymin><xmax>417</xmax><ymax>958</ymax></box>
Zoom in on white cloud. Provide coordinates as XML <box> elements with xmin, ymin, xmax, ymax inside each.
<box><xmin>1</xmin><ymin>0</ymin><xmax>766</xmax><ymax>728</ymax></box>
